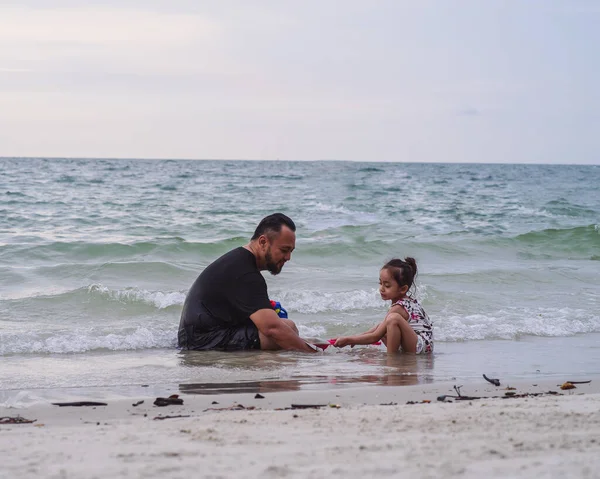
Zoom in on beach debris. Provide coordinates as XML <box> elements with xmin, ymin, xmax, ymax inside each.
<box><xmin>290</xmin><ymin>404</ymin><xmax>327</xmax><ymax>409</ymax></box>
<box><xmin>438</xmin><ymin>390</ymin><xmax>566</xmax><ymax>402</ymax></box>
<box><xmin>439</xmin><ymin>385</ymin><xmax>482</xmax><ymax>401</ymax></box>
<box><xmin>329</xmin><ymin>403</ymin><xmax>341</xmax><ymax>408</ymax></box>
<box><xmin>502</xmin><ymin>391</ymin><xmax>562</xmax><ymax>399</ymax></box>
<box><xmin>0</xmin><ymin>416</ymin><xmax>36</xmax><ymax>424</ymax></box>
<box><xmin>566</xmin><ymin>380</ymin><xmax>591</xmax><ymax>384</ymax></box>
<box><xmin>454</xmin><ymin>395</ymin><xmax>481</xmax><ymax>401</ymax></box>
<box><xmin>406</xmin><ymin>400</ymin><xmax>432</xmax><ymax>405</ymax></box>
<box><xmin>505</xmin><ymin>386</ymin><xmax>517</xmax><ymax>391</ymax></box>
<box><xmin>153</xmin><ymin>415</ymin><xmax>191</xmax><ymax>421</ymax></box>
<box><xmin>203</xmin><ymin>404</ymin><xmax>255</xmax><ymax>412</ymax></box>
<box><xmin>453</xmin><ymin>385</ymin><xmax>480</xmax><ymax>399</ymax></box>
<box><xmin>154</xmin><ymin>395</ymin><xmax>184</xmax><ymax>407</ymax></box>
<box><xmin>483</xmin><ymin>374</ymin><xmax>501</xmax><ymax>386</ymax></box>
<box><xmin>211</xmin><ymin>401</ymin><xmax>219</xmax><ymax>405</ymax></box>
<box><xmin>379</xmin><ymin>402</ymin><xmax>398</xmax><ymax>406</ymax></box>
<box><xmin>52</xmin><ymin>401</ymin><xmax>107</xmax><ymax>407</ymax></box>
<box><xmin>560</xmin><ymin>382</ymin><xmax>576</xmax><ymax>390</ymax></box>
<box><xmin>254</xmin><ymin>394</ymin><xmax>265</xmax><ymax>399</ymax></box>
<box><xmin>132</xmin><ymin>400</ymin><xmax>144</xmax><ymax>407</ymax></box>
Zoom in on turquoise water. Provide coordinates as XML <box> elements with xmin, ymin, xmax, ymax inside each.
<box><xmin>0</xmin><ymin>158</ymin><xmax>599</xmax><ymax>397</ymax></box>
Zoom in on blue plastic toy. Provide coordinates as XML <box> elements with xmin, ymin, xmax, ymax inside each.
<box><xmin>270</xmin><ymin>300</ymin><xmax>288</xmax><ymax>318</ymax></box>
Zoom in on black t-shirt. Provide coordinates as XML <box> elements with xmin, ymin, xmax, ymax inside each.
<box><xmin>178</xmin><ymin>247</ymin><xmax>271</xmax><ymax>342</ymax></box>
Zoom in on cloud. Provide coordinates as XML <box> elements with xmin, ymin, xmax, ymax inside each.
<box><xmin>0</xmin><ymin>68</ymin><xmax>32</xmax><ymax>73</ymax></box>
<box><xmin>0</xmin><ymin>2</ymin><xmax>598</xmax><ymax>164</ymax></box>
<box><xmin>457</xmin><ymin>107</ymin><xmax>481</xmax><ymax>117</ymax></box>
<box><xmin>0</xmin><ymin>6</ymin><xmax>224</xmax><ymax>76</ymax></box>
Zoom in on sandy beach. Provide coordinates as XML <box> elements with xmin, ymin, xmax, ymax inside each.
<box><xmin>1</xmin><ymin>379</ymin><xmax>599</xmax><ymax>478</ymax></box>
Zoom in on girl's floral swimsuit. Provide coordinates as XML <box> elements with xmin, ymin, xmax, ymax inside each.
<box><xmin>393</xmin><ymin>297</ymin><xmax>433</xmax><ymax>354</ymax></box>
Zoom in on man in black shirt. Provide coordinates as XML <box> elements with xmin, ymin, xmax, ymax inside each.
<box><xmin>178</xmin><ymin>213</ymin><xmax>316</xmax><ymax>352</ymax></box>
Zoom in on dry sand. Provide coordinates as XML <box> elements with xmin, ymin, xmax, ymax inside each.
<box><xmin>1</xmin><ymin>379</ymin><xmax>599</xmax><ymax>478</ymax></box>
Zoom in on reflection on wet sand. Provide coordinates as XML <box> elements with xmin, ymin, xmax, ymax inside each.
<box><xmin>178</xmin><ymin>349</ymin><xmax>435</xmax><ymax>395</ymax></box>
<box><xmin>179</xmin><ymin>350</ymin><xmax>302</xmax><ymax>370</ymax></box>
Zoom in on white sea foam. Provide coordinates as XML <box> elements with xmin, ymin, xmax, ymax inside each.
<box><xmin>276</xmin><ymin>289</ymin><xmax>386</xmax><ymax>314</ymax></box>
<box><xmin>312</xmin><ymin>202</ymin><xmax>355</xmax><ymax>215</ymax></box>
<box><xmin>0</xmin><ymin>326</ymin><xmax>177</xmax><ymax>355</ymax></box>
<box><xmin>297</xmin><ymin>324</ymin><xmax>328</xmax><ymax>338</ymax></box>
<box><xmin>275</xmin><ymin>285</ymin><xmax>429</xmax><ymax>314</ymax></box>
<box><xmin>88</xmin><ymin>284</ymin><xmax>186</xmax><ymax>309</ymax></box>
<box><xmin>1</xmin><ymin>304</ymin><xmax>599</xmax><ymax>355</ymax></box>
<box><xmin>437</xmin><ymin>306</ymin><xmax>600</xmax><ymax>341</ymax></box>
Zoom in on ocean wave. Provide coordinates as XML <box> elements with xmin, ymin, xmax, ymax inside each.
<box><xmin>3</xmin><ymin>283</ymin><xmax>431</xmax><ymax>316</ymax></box>
<box><xmin>436</xmin><ymin>306</ymin><xmax>600</xmax><ymax>341</ymax></box>
<box><xmin>297</xmin><ymin>324</ymin><xmax>328</xmax><ymax>338</ymax></box>
<box><xmin>542</xmin><ymin>199</ymin><xmax>598</xmax><ymax>218</ymax></box>
<box><xmin>0</xmin><ymin>237</ymin><xmax>248</xmax><ymax>262</ymax></box>
<box><xmin>311</xmin><ymin>202</ymin><xmax>356</xmax><ymax>215</ymax></box>
<box><xmin>0</xmin><ymin>284</ymin><xmax>187</xmax><ymax>309</ymax></box>
<box><xmin>87</xmin><ymin>284</ymin><xmax>186</xmax><ymax>309</ymax></box>
<box><xmin>2</xmin><ymin>285</ymin><xmax>389</xmax><ymax>314</ymax></box>
<box><xmin>0</xmin><ymin>326</ymin><xmax>177</xmax><ymax>355</ymax></box>
<box><xmin>1</xmin><ymin>298</ymin><xmax>598</xmax><ymax>355</ymax></box>
<box><xmin>276</xmin><ymin>289</ymin><xmax>386</xmax><ymax>314</ymax></box>
<box><xmin>274</xmin><ymin>285</ymin><xmax>429</xmax><ymax>314</ymax></box>
<box><xmin>57</xmin><ymin>175</ymin><xmax>76</xmax><ymax>183</ymax></box>
<box><xmin>513</xmin><ymin>224</ymin><xmax>599</xmax><ymax>255</ymax></box>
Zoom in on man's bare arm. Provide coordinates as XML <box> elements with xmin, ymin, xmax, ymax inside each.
<box><xmin>250</xmin><ymin>309</ymin><xmax>316</xmax><ymax>352</ymax></box>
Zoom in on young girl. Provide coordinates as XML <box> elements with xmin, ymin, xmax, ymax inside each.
<box><xmin>334</xmin><ymin>257</ymin><xmax>433</xmax><ymax>354</ymax></box>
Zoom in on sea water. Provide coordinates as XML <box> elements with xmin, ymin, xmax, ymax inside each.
<box><xmin>1</xmin><ymin>158</ymin><xmax>599</xmax><ymax>402</ymax></box>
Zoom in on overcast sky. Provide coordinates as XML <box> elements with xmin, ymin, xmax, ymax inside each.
<box><xmin>0</xmin><ymin>1</ymin><xmax>598</xmax><ymax>163</ymax></box>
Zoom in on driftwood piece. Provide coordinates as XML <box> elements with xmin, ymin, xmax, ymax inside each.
<box><xmin>153</xmin><ymin>415</ymin><xmax>191</xmax><ymax>420</ymax></box>
<box><xmin>0</xmin><ymin>416</ymin><xmax>36</xmax><ymax>424</ymax></box>
<box><xmin>290</xmin><ymin>404</ymin><xmax>328</xmax><ymax>409</ymax></box>
<box><xmin>483</xmin><ymin>374</ymin><xmax>501</xmax><ymax>386</ymax></box>
<box><xmin>154</xmin><ymin>395</ymin><xmax>184</xmax><ymax>407</ymax></box>
<box><xmin>202</xmin><ymin>404</ymin><xmax>256</xmax><ymax>412</ymax></box>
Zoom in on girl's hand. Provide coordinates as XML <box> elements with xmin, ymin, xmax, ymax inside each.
<box><xmin>334</xmin><ymin>337</ymin><xmax>352</xmax><ymax>348</ymax></box>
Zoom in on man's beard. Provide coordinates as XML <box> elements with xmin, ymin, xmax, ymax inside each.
<box><xmin>265</xmin><ymin>248</ymin><xmax>283</xmax><ymax>275</ymax></box>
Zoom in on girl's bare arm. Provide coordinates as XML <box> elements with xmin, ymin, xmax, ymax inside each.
<box><xmin>335</xmin><ymin>321</ymin><xmax>388</xmax><ymax>347</ymax></box>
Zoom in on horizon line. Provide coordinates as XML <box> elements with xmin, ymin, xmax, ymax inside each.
<box><xmin>0</xmin><ymin>156</ymin><xmax>598</xmax><ymax>167</ymax></box>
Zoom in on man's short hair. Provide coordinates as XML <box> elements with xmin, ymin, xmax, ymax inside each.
<box><xmin>251</xmin><ymin>213</ymin><xmax>296</xmax><ymax>240</ymax></box>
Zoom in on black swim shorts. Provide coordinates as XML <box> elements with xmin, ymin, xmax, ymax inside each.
<box><xmin>180</xmin><ymin>320</ymin><xmax>261</xmax><ymax>351</ymax></box>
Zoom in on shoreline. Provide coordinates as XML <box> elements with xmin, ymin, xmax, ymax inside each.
<box><xmin>5</xmin><ymin>333</ymin><xmax>600</xmax><ymax>396</ymax></box>
<box><xmin>1</xmin><ymin>378</ymin><xmax>599</xmax><ymax>478</ymax></box>
<box><xmin>2</xmin><ymin>374</ymin><xmax>599</xmax><ymax>409</ymax></box>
